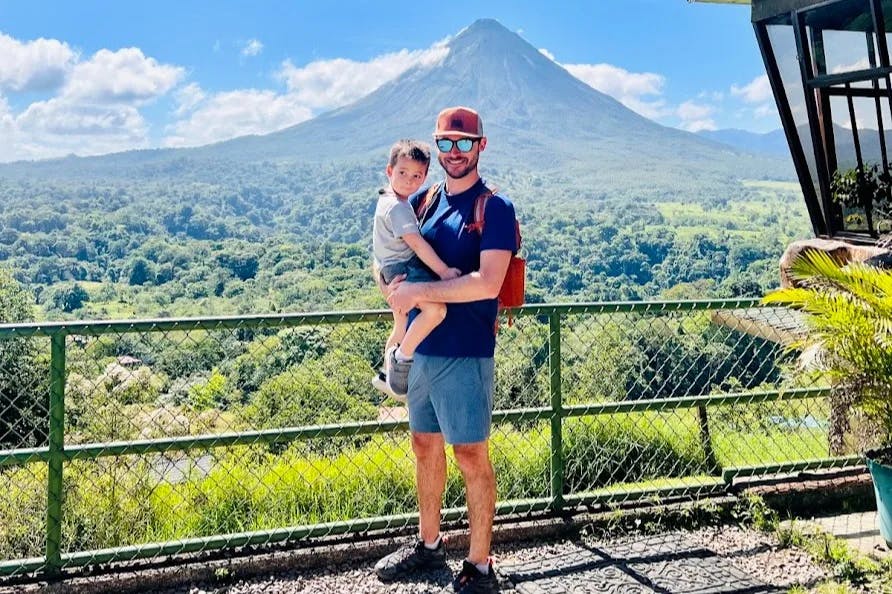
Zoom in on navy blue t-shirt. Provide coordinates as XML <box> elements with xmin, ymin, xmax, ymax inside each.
<box><xmin>408</xmin><ymin>179</ymin><xmax>517</xmax><ymax>358</ymax></box>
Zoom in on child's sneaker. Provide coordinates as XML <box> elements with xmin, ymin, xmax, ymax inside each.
<box><xmin>386</xmin><ymin>346</ymin><xmax>412</xmax><ymax>397</ymax></box>
<box><xmin>372</xmin><ymin>368</ymin><xmax>405</xmax><ymax>402</ymax></box>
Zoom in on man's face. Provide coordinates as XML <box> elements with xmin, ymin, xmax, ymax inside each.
<box><xmin>435</xmin><ymin>135</ymin><xmax>485</xmax><ymax>180</ymax></box>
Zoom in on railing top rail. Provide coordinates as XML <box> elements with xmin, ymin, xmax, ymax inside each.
<box><xmin>0</xmin><ymin>298</ymin><xmax>764</xmax><ymax>337</ymax></box>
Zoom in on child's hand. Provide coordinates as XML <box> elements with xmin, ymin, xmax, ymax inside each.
<box><xmin>439</xmin><ymin>267</ymin><xmax>462</xmax><ymax>280</ymax></box>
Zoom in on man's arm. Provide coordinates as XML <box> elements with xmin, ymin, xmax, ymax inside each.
<box><xmin>387</xmin><ymin>249</ymin><xmax>511</xmax><ymax>313</ymax></box>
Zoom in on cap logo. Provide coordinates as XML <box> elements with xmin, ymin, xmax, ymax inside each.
<box><xmin>451</xmin><ymin>117</ymin><xmax>465</xmax><ymax>130</ymax></box>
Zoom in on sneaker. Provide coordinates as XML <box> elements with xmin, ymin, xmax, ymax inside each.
<box><xmin>386</xmin><ymin>346</ymin><xmax>412</xmax><ymax>396</ymax></box>
<box><xmin>372</xmin><ymin>369</ymin><xmax>405</xmax><ymax>402</ymax></box>
<box><xmin>450</xmin><ymin>560</ymin><xmax>499</xmax><ymax>593</ymax></box>
<box><xmin>374</xmin><ymin>537</ymin><xmax>447</xmax><ymax>581</ymax></box>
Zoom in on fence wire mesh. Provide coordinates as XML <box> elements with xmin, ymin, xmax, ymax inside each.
<box><xmin>0</xmin><ymin>301</ymin><xmax>850</xmax><ymax>579</ymax></box>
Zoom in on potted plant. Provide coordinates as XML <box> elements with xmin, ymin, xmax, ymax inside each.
<box><xmin>764</xmin><ymin>250</ymin><xmax>892</xmax><ymax>544</ymax></box>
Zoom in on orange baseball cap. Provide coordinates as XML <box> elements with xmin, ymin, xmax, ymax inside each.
<box><xmin>433</xmin><ymin>106</ymin><xmax>483</xmax><ymax>138</ymax></box>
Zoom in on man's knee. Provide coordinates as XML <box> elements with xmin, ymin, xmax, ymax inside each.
<box><xmin>412</xmin><ymin>432</ymin><xmax>445</xmax><ymax>459</ymax></box>
<box><xmin>452</xmin><ymin>442</ymin><xmax>492</xmax><ymax>474</ymax></box>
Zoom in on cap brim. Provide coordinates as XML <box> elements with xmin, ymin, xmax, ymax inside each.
<box><xmin>432</xmin><ymin>130</ymin><xmax>483</xmax><ymax>138</ymax></box>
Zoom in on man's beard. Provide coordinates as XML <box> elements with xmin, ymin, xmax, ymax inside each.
<box><xmin>438</xmin><ymin>152</ymin><xmax>479</xmax><ymax>180</ymax></box>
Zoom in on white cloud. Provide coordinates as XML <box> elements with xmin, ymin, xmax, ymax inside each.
<box><xmin>1</xmin><ymin>30</ymin><xmax>455</xmax><ymax>161</ymax></box>
<box><xmin>164</xmin><ymin>39</ymin><xmax>450</xmax><ymax>149</ymax></box>
<box><xmin>7</xmin><ymin>97</ymin><xmax>149</xmax><ymax>160</ymax></box>
<box><xmin>63</xmin><ymin>47</ymin><xmax>184</xmax><ymax>103</ymax></box>
<box><xmin>754</xmin><ymin>103</ymin><xmax>776</xmax><ymax>119</ymax></box>
<box><xmin>537</xmin><ymin>48</ymin><xmax>670</xmax><ymax>119</ymax></box>
<box><xmin>565</xmin><ymin>63</ymin><xmax>669</xmax><ymax>119</ymax></box>
<box><xmin>699</xmin><ymin>90</ymin><xmax>724</xmax><ymax>102</ymax></box>
<box><xmin>731</xmin><ymin>74</ymin><xmax>771</xmax><ymax>104</ymax></box>
<box><xmin>677</xmin><ymin>100</ymin><xmax>713</xmax><ymax>121</ymax></box>
<box><xmin>0</xmin><ymin>95</ymin><xmax>20</xmax><ymax>161</ymax></box>
<box><xmin>277</xmin><ymin>42</ymin><xmax>449</xmax><ymax>110</ymax></box>
<box><xmin>0</xmin><ymin>32</ymin><xmax>77</xmax><ymax>92</ymax></box>
<box><xmin>831</xmin><ymin>57</ymin><xmax>869</xmax><ymax>74</ymax></box>
<box><xmin>682</xmin><ymin>119</ymin><xmax>717</xmax><ymax>133</ymax></box>
<box><xmin>564</xmin><ymin>62</ymin><xmax>664</xmax><ymax>98</ymax></box>
<box><xmin>163</xmin><ymin>89</ymin><xmax>313</xmax><ymax>147</ymax></box>
<box><xmin>174</xmin><ymin>82</ymin><xmax>206</xmax><ymax>116</ymax></box>
<box><xmin>677</xmin><ymin>100</ymin><xmax>716</xmax><ymax>132</ymax></box>
<box><xmin>0</xmin><ymin>34</ymin><xmax>184</xmax><ymax>162</ymax></box>
<box><xmin>242</xmin><ymin>39</ymin><xmax>263</xmax><ymax>57</ymax></box>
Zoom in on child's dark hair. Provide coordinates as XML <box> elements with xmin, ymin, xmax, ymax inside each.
<box><xmin>388</xmin><ymin>139</ymin><xmax>431</xmax><ymax>169</ymax></box>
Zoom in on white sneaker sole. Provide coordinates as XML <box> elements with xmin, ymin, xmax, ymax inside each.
<box><xmin>372</xmin><ymin>376</ymin><xmax>406</xmax><ymax>403</ymax></box>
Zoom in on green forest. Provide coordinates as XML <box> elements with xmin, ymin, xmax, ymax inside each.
<box><xmin>0</xmin><ymin>162</ymin><xmax>809</xmax><ymax>321</ymax></box>
<box><xmin>0</xmin><ymin>166</ymin><xmax>832</xmax><ymax>562</ymax></box>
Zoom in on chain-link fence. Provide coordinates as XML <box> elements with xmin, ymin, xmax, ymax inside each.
<box><xmin>0</xmin><ymin>300</ymin><xmax>851</xmax><ymax>579</ymax></box>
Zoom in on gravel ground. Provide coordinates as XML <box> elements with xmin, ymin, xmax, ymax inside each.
<box><xmin>136</xmin><ymin>525</ymin><xmax>827</xmax><ymax>594</ymax></box>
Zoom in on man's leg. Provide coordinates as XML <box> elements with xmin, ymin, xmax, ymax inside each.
<box><xmin>452</xmin><ymin>440</ymin><xmax>496</xmax><ymax>565</ymax></box>
<box><xmin>373</xmin><ymin>429</ymin><xmax>447</xmax><ymax>581</ymax></box>
<box><xmin>412</xmin><ymin>431</ymin><xmax>447</xmax><ymax>542</ymax></box>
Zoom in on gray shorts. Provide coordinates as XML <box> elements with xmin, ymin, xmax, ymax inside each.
<box><xmin>379</xmin><ymin>256</ymin><xmax>437</xmax><ymax>285</ymax></box>
<box><xmin>407</xmin><ymin>354</ymin><xmax>495</xmax><ymax>445</ymax></box>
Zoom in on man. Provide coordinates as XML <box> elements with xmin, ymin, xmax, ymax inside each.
<box><xmin>374</xmin><ymin>106</ymin><xmax>517</xmax><ymax>593</ymax></box>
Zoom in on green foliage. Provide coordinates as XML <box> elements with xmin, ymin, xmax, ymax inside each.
<box><xmin>244</xmin><ymin>350</ymin><xmax>378</xmax><ymax>440</ymax></box>
<box><xmin>188</xmin><ymin>369</ymin><xmax>229</xmax><ymax>411</ymax></box>
<box><xmin>733</xmin><ymin>493</ymin><xmax>779</xmax><ymax>532</ymax></box>
<box><xmin>562</xmin><ymin>412</ymin><xmax>708</xmax><ymax>491</ymax></box>
<box><xmin>764</xmin><ymin>251</ymin><xmax>892</xmax><ymax>445</ymax></box>
<box><xmin>0</xmin><ymin>172</ymin><xmax>810</xmax><ymax>319</ymax></box>
<box><xmin>48</xmin><ymin>282</ymin><xmax>90</xmax><ymax>312</ymax></box>
<box><xmin>126</xmin><ymin>257</ymin><xmax>155</xmax><ymax>286</ymax></box>
<box><xmin>831</xmin><ymin>163</ymin><xmax>892</xmax><ymax>235</ymax></box>
<box><xmin>0</xmin><ymin>412</ymin><xmax>714</xmax><ymax>556</ymax></box>
<box><xmin>0</xmin><ymin>267</ymin><xmax>46</xmax><ymax>448</ymax></box>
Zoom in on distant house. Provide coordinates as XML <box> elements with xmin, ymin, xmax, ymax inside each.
<box><xmin>117</xmin><ymin>355</ymin><xmax>142</xmax><ymax>367</ymax></box>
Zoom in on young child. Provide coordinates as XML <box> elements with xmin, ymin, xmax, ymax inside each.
<box><xmin>372</xmin><ymin>139</ymin><xmax>460</xmax><ymax>398</ymax></box>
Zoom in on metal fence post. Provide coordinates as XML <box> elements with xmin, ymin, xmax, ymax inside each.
<box><xmin>697</xmin><ymin>405</ymin><xmax>720</xmax><ymax>475</ymax></box>
<box><xmin>45</xmin><ymin>333</ymin><xmax>66</xmax><ymax>575</ymax></box>
<box><xmin>549</xmin><ymin>312</ymin><xmax>564</xmax><ymax>512</ymax></box>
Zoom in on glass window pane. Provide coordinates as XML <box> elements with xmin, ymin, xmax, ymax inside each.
<box><xmin>768</xmin><ymin>23</ymin><xmax>824</xmax><ymax>221</ymax></box>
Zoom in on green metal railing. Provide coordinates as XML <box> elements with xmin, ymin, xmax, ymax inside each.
<box><xmin>0</xmin><ymin>300</ymin><xmax>853</xmax><ymax>580</ymax></box>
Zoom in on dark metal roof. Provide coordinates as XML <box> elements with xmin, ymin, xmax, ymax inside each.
<box><xmin>752</xmin><ymin>0</ymin><xmax>858</xmax><ymax>22</ymax></box>
<box><xmin>710</xmin><ymin>306</ymin><xmax>807</xmax><ymax>345</ymax></box>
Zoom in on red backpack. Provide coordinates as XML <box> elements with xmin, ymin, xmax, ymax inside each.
<box><xmin>416</xmin><ymin>183</ymin><xmax>525</xmax><ymax>325</ymax></box>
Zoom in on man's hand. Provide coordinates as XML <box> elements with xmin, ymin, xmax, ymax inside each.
<box><xmin>439</xmin><ymin>267</ymin><xmax>462</xmax><ymax>280</ymax></box>
<box><xmin>386</xmin><ymin>274</ymin><xmax>417</xmax><ymax>314</ymax></box>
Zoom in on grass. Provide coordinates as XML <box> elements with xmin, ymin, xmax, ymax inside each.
<box><xmin>733</xmin><ymin>493</ymin><xmax>892</xmax><ymax>593</ymax></box>
<box><xmin>0</xmin><ymin>398</ymin><xmax>852</xmax><ymax>577</ymax></box>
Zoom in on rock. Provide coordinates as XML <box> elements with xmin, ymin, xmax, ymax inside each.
<box><xmin>779</xmin><ymin>238</ymin><xmax>889</xmax><ymax>288</ymax></box>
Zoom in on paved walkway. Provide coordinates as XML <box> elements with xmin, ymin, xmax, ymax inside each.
<box><xmin>499</xmin><ymin>533</ymin><xmax>784</xmax><ymax>593</ymax></box>
<box><xmin>799</xmin><ymin>511</ymin><xmax>890</xmax><ymax>559</ymax></box>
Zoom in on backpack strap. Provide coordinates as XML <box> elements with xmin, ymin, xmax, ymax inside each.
<box><xmin>464</xmin><ymin>189</ymin><xmax>492</xmax><ymax>234</ymax></box>
<box><xmin>465</xmin><ymin>186</ymin><xmax>521</xmax><ymax>252</ymax></box>
<box><xmin>414</xmin><ymin>183</ymin><xmax>441</xmax><ymax>225</ymax></box>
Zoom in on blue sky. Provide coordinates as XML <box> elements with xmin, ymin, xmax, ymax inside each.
<box><xmin>0</xmin><ymin>0</ymin><xmax>776</xmax><ymax>163</ymax></box>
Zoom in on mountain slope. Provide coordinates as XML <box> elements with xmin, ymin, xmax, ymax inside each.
<box><xmin>0</xmin><ymin>19</ymin><xmax>791</xmax><ymax>188</ymax></box>
<box><xmin>698</xmin><ymin>128</ymin><xmax>790</xmax><ymax>157</ymax></box>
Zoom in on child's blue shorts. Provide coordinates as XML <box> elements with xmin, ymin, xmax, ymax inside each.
<box><xmin>379</xmin><ymin>255</ymin><xmax>437</xmax><ymax>285</ymax></box>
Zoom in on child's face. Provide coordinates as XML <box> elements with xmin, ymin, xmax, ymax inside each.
<box><xmin>387</xmin><ymin>156</ymin><xmax>428</xmax><ymax>199</ymax></box>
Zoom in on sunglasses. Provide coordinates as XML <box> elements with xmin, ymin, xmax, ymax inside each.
<box><xmin>435</xmin><ymin>138</ymin><xmax>478</xmax><ymax>153</ymax></box>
